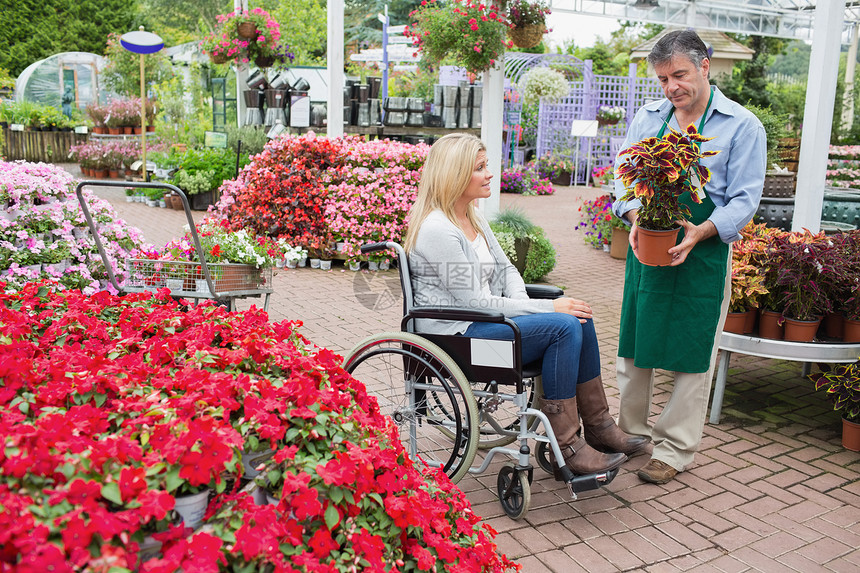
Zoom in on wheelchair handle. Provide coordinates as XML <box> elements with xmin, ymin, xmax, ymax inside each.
<box><xmin>360</xmin><ymin>241</ymin><xmax>393</xmax><ymax>254</ymax></box>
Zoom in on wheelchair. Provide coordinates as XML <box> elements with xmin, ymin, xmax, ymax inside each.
<box><xmin>342</xmin><ymin>242</ymin><xmax>619</xmax><ymax>519</ymax></box>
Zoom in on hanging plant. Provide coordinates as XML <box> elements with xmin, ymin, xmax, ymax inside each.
<box><xmin>199</xmin><ymin>8</ymin><xmax>286</xmax><ymax>67</ymax></box>
<box><xmin>405</xmin><ymin>0</ymin><xmax>512</xmax><ymax>76</ymax></box>
<box><xmin>507</xmin><ymin>0</ymin><xmax>551</xmax><ymax>48</ymax></box>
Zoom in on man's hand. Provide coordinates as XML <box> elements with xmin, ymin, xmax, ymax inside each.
<box><xmin>625</xmin><ymin>211</ymin><xmax>640</xmax><ymax>259</ymax></box>
<box><xmin>667</xmin><ymin>220</ymin><xmax>717</xmax><ymax>266</ymax></box>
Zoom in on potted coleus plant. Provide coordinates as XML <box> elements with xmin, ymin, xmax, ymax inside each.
<box><xmin>809</xmin><ymin>360</ymin><xmax>860</xmax><ymax>451</ymax></box>
<box><xmin>772</xmin><ymin>234</ymin><xmax>833</xmax><ymax>341</ymax></box>
<box><xmin>616</xmin><ymin>125</ymin><xmax>719</xmax><ymax>266</ymax></box>
<box><xmin>725</xmin><ymin>258</ymin><xmax>767</xmax><ymax>334</ymax></box>
<box><xmin>406</xmin><ymin>0</ymin><xmax>512</xmax><ymax>76</ymax></box>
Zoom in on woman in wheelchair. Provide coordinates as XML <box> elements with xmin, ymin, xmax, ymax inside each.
<box><xmin>402</xmin><ymin>133</ymin><xmax>648</xmax><ymax>479</ymax></box>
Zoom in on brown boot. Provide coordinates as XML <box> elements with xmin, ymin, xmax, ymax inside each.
<box><xmin>541</xmin><ymin>397</ymin><xmax>627</xmax><ymax>480</ymax></box>
<box><xmin>576</xmin><ymin>377</ymin><xmax>649</xmax><ymax>456</ymax></box>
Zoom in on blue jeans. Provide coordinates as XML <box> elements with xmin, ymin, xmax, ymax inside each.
<box><xmin>463</xmin><ymin>313</ymin><xmax>601</xmax><ymax>400</ymax></box>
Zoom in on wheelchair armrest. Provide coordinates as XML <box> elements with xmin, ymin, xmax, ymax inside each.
<box><xmin>407</xmin><ymin>306</ymin><xmax>506</xmax><ymax>323</ymax></box>
<box><xmin>526</xmin><ymin>284</ymin><xmax>564</xmax><ymax>299</ymax></box>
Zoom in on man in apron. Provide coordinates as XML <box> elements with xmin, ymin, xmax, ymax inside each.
<box><xmin>612</xmin><ymin>30</ymin><xmax>766</xmax><ymax>484</ymax></box>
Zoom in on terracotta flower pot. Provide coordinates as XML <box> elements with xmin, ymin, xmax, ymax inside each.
<box><xmin>783</xmin><ymin>317</ymin><xmax>821</xmax><ymax>342</ymax></box>
<box><xmin>636</xmin><ymin>226</ymin><xmax>680</xmax><ymax>267</ymax></box>
<box><xmin>744</xmin><ymin>308</ymin><xmax>757</xmax><ymax>334</ymax></box>
<box><xmin>843</xmin><ymin>318</ymin><xmax>860</xmax><ymax>343</ymax></box>
<box><xmin>758</xmin><ymin>309</ymin><xmax>783</xmax><ymax>340</ymax></box>
<box><xmin>123</xmin><ymin>126</ymin><xmax>133</xmax><ymax>135</ymax></box>
<box><xmin>824</xmin><ymin>312</ymin><xmax>844</xmax><ymax>339</ymax></box>
<box><xmin>843</xmin><ymin>417</ymin><xmax>860</xmax><ymax>452</ymax></box>
<box><xmin>609</xmin><ymin>227</ymin><xmax>629</xmax><ymax>260</ymax></box>
<box><xmin>108</xmin><ymin>127</ymin><xmax>122</xmax><ymax>135</ymax></box>
<box><xmin>723</xmin><ymin>311</ymin><xmax>747</xmax><ymax>334</ymax></box>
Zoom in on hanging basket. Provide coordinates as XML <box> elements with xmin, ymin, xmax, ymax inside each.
<box><xmin>237</xmin><ymin>21</ymin><xmax>258</xmax><ymax>39</ymax></box>
<box><xmin>597</xmin><ymin>117</ymin><xmax>620</xmax><ymax>127</ymax></box>
<box><xmin>509</xmin><ymin>23</ymin><xmax>546</xmax><ymax>49</ymax></box>
<box><xmin>209</xmin><ymin>52</ymin><xmax>229</xmax><ymax>65</ymax></box>
<box><xmin>254</xmin><ymin>55</ymin><xmax>276</xmax><ymax>69</ymax></box>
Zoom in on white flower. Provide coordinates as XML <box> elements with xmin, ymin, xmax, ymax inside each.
<box><xmin>520</xmin><ymin>67</ymin><xmax>569</xmax><ymax>105</ymax></box>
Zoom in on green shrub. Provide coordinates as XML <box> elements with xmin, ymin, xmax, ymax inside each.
<box><xmin>491</xmin><ymin>209</ymin><xmax>557</xmax><ymax>282</ymax></box>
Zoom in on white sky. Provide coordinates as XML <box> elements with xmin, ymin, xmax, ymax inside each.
<box><xmin>544</xmin><ymin>12</ymin><xmax>622</xmax><ymax>50</ymax></box>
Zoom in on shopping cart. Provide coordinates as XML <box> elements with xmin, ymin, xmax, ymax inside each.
<box><xmin>75</xmin><ymin>181</ymin><xmax>273</xmax><ymax>311</ymax></box>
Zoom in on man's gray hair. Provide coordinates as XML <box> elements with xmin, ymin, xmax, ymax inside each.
<box><xmin>648</xmin><ymin>29</ymin><xmax>710</xmax><ymax>71</ymax></box>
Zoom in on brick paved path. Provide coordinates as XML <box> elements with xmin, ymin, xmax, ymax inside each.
<box><xmin>69</xmin><ymin>164</ymin><xmax>859</xmax><ymax>572</ymax></box>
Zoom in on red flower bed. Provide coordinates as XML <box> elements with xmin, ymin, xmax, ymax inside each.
<box><xmin>218</xmin><ymin>134</ymin><xmax>347</xmax><ymax>254</ymax></box>
<box><xmin>0</xmin><ymin>282</ymin><xmax>519</xmax><ymax>572</ymax></box>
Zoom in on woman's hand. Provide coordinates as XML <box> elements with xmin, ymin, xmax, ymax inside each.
<box><xmin>552</xmin><ymin>297</ymin><xmax>593</xmax><ymax>323</ymax></box>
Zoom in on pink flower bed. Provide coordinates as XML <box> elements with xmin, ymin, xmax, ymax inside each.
<box><xmin>0</xmin><ymin>161</ymin><xmax>149</xmax><ymax>293</ymax></box>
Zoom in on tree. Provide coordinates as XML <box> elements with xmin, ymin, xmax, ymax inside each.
<box><xmin>273</xmin><ymin>0</ymin><xmax>328</xmax><ymax>66</ymax></box>
<box><xmin>768</xmin><ymin>40</ymin><xmax>811</xmax><ymax>78</ymax></box>
<box><xmin>344</xmin><ymin>0</ymin><xmax>421</xmax><ymax>45</ymax></box>
<box><xmin>137</xmin><ymin>0</ymin><xmax>233</xmax><ymax>47</ymax></box>
<box><xmin>715</xmin><ymin>35</ymin><xmax>784</xmax><ymax>109</ymax></box>
<box><xmin>101</xmin><ymin>32</ymin><xmax>175</xmax><ymax>97</ymax></box>
<box><xmin>0</xmin><ymin>0</ymin><xmax>137</xmax><ymax>77</ymax></box>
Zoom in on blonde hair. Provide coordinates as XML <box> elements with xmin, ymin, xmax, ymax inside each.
<box><xmin>404</xmin><ymin>133</ymin><xmax>487</xmax><ymax>253</ymax></box>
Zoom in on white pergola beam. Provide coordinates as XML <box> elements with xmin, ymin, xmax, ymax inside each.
<box><xmin>327</xmin><ymin>0</ymin><xmax>344</xmax><ymax>138</ymax></box>
<box><xmin>793</xmin><ymin>0</ymin><xmax>847</xmax><ymax>232</ymax></box>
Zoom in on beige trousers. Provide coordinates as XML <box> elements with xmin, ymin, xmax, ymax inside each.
<box><xmin>616</xmin><ymin>250</ymin><xmax>732</xmax><ymax>472</ymax></box>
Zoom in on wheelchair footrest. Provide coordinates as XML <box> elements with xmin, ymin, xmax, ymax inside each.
<box><xmin>560</xmin><ymin>467</ymin><xmax>619</xmax><ymax>500</ymax></box>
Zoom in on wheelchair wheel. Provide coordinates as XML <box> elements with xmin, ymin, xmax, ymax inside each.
<box><xmin>535</xmin><ymin>441</ymin><xmax>555</xmax><ymax>475</ymax></box>
<box><xmin>497</xmin><ymin>464</ymin><xmax>530</xmax><ymax>520</ymax></box>
<box><xmin>343</xmin><ymin>332</ymin><xmax>479</xmax><ymax>483</ymax></box>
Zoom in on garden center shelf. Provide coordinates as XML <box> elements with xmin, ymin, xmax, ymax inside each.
<box><xmin>285</xmin><ymin>125</ymin><xmax>480</xmax><ymax>139</ymax></box>
<box><xmin>709</xmin><ymin>332</ymin><xmax>860</xmax><ymax>424</ymax></box>
<box><xmin>75</xmin><ymin>180</ymin><xmax>272</xmax><ymax>311</ymax></box>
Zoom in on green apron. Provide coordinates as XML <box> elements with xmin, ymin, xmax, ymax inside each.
<box><xmin>617</xmin><ymin>94</ymin><xmax>729</xmax><ymax>373</ymax></box>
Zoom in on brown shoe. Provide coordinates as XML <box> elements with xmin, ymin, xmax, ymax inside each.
<box><xmin>637</xmin><ymin>459</ymin><xmax>678</xmax><ymax>484</ymax></box>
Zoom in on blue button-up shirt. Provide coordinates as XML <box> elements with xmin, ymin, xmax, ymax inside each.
<box><xmin>612</xmin><ymin>86</ymin><xmax>767</xmax><ymax>244</ymax></box>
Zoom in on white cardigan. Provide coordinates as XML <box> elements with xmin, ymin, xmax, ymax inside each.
<box><xmin>408</xmin><ymin>210</ymin><xmax>554</xmax><ymax>335</ymax></box>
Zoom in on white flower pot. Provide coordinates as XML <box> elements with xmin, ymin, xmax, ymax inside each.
<box><xmin>275</xmin><ymin>258</ymin><xmax>285</xmax><ymax>268</ymax></box>
<box><xmin>297</xmin><ymin>257</ymin><xmax>307</xmax><ymax>267</ymax></box>
<box><xmin>349</xmin><ymin>262</ymin><xmax>361</xmax><ymax>271</ymax></box>
<box><xmin>125</xmin><ymin>196</ymin><xmax>134</xmax><ymax>203</ymax></box>
<box><xmin>195</xmin><ymin>279</ymin><xmax>210</xmax><ymax>294</ymax></box>
<box><xmin>174</xmin><ymin>490</ymin><xmax>209</xmax><ymax>529</ymax></box>
<box><xmin>72</xmin><ymin>228</ymin><xmax>87</xmax><ymax>240</ymax></box>
<box><xmin>309</xmin><ymin>258</ymin><xmax>321</xmax><ymax>269</ymax></box>
<box><xmin>368</xmin><ymin>261</ymin><xmax>379</xmax><ymax>271</ymax></box>
<box><xmin>603</xmin><ymin>243</ymin><xmax>611</xmax><ymax>253</ymax></box>
<box><xmin>242</xmin><ymin>448</ymin><xmax>276</xmax><ymax>479</ymax></box>
<box><xmin>159</xmin><ymin>200</ymin><xmax>166</xmax><ymax>208</ymax></box>
<box><xmin>25</xmin><ymin>263</ymin><xmax>42</xmax><ymax>274</ymax></box>
<box><xmin>165</xmin><ymin>278</ymin><xmax>183</xmax><ymax>293</ymax></box>
<box><xmin>319</xmin><ymin>259</ymin><xmax>332</xmax><ymax>271</ymax></box>
<box><xmin>379</xmin><ymin>261</ymin><xmax>390</xmax><ymax>271</ymax></box>
<box><xmin>286</xmin><ymin>259</ymin><xmax>298</xmax><ymax>269</ymax></box>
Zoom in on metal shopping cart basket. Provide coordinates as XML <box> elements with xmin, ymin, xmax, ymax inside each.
<box><xmin>76</xmin><ymin>181</ymin><xmax>273</xmax><ymax>311</ymax></box>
